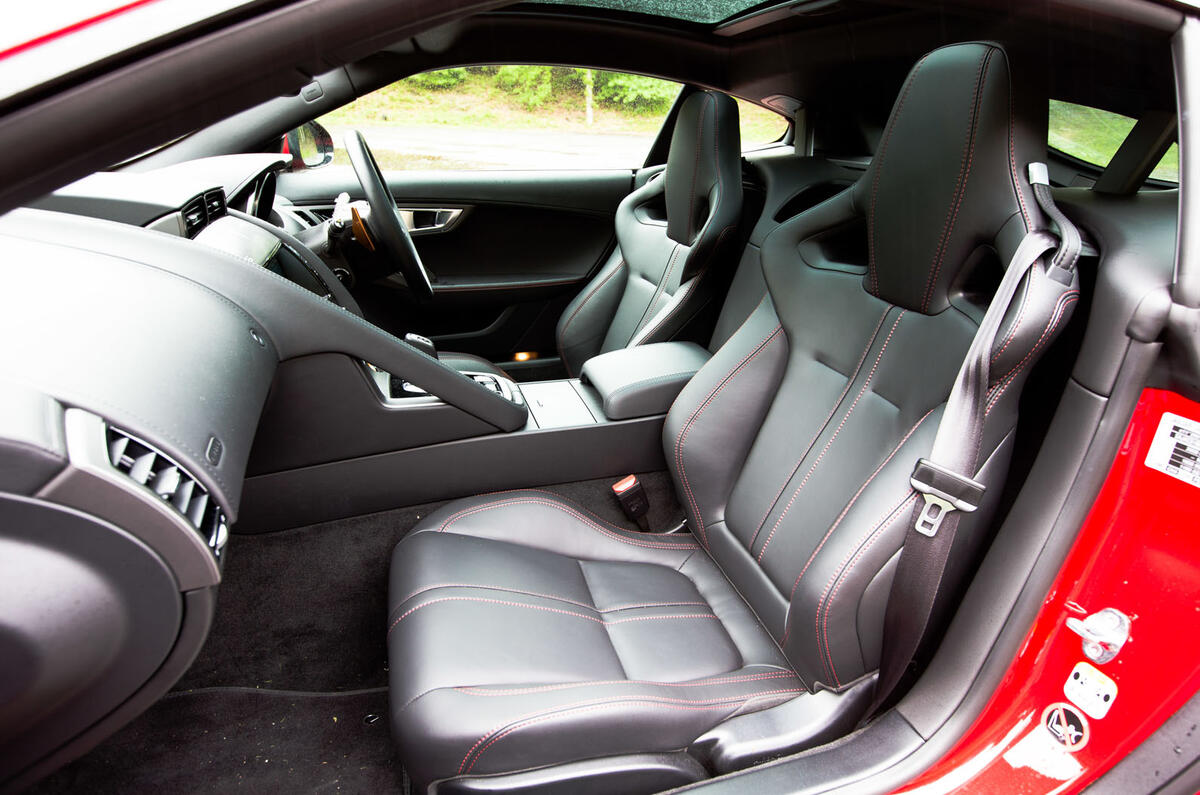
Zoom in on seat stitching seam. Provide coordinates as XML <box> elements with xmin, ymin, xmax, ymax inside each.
<box><xmin>755</xmin><ymin>310</ymin><xmax>907</xmax><ymax>564</ymax></box>
<box><xmin>388</xmin><ymin>582</ymin><xmax>708</xmax><ymax>620</ymax></box>
<box><xmin>674</xmin><ymin>314</ymin><xmax>784</xmax><ymax>547</ymax></box>
<box><xmin>452</xmin><ymin>671</ymin><xmax>798</xmax><ymax>696</ymax></box>
<box><xmin>816</xmin><ymin>493</ymin><xmax>918</xmax><ymax>686</ymax></box>
<box><xmin>387</xmin><ymin>596</ymin><xmax>718</xmax><ymax>638</ymax></box>
<box><xmin>985</xmin><ymin>291</ymin><xmax>1078</xmax><ymax>414</ymax></box>
<box><xmin>629</xmin><ymin>243</ymin><xmax>684</xmax><ymax>343</ymax></box>
<box><xmin>438</xmin><ymin>486</ymin><xmax>692</xmax><ymax>541</ymax></box>
<box><xmin>868</xmin><ymin>54</ymin><xmax>928</xmax><ymax>295</ymax></box>
<box><xmin>747</xmin><ymin>307</ymin><xmax>890</xmax><ymax>550</ymax></box>
<box><xmin>558</xmin><ymin>258</ymin><xmax>625</xmax><ymax>376</ymax></box>
<box><xmin>780</xmin><ymin>405</ymin><xmax>935</xmax><ymax>646</ymax></box>
<box><xmin>990</xmin><ymin>264</ymin><xmax>1040</xmax><ymax>364</ymax></box>
<box><xmin>921</xmin><ymin>48</ymin><xmax>993</xmax><ymax>312</ymax></box>
<box><xmin>432</xmin><ymin>496</ymin><xmax>697</xmax><ymax>549</ymax></box>
<box><xmin>460</xmin><ymin>688</ymin><xmax>803</xmax><ymax>775</ymax></box>
<box><xmin>637</xmin><ymin>224</ymin><xmax>736</xmax><ymax>345</ymax></box>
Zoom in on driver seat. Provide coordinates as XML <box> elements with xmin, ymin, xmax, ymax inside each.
<box><xmin>441</xmin><ymin>89</ymin><xmax>744</xmax><ymax>378</ymax></box>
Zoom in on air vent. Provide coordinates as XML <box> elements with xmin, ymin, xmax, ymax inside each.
<box><xmin>106</xmin><ymin>426</ymin><xmax>227</xmax><ymax>558</ymax></box>
<box><xmin>204</xmin><ymin>190</ymin><xmax>226</xmax><ymax>221</ymax></box>
<box><xmin>182</xmin><ymin>195</ymin><xmax>207</xmax><ymax>237</ymax></box>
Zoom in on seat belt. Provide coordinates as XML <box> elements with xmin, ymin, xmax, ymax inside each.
<box><xmin>865</xmin><ymin>164</ymin><xmax>1082</xmax><ymax>717</ymax></box>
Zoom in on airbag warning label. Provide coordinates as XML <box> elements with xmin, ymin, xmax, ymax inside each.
<box><xmin>1145</xmin><ymin>412</ymin><xmax>1200</xmax><ymax>487</ymax></box>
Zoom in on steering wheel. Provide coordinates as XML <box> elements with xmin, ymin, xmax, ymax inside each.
<box><xmin>343</xmin><ymin>130</ymin><xmax>434</xmax><ymax>301</ymax></box>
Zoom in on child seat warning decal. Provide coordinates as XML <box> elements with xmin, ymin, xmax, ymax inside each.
<box><xmin>1145</xmin><ymin>412</ymin><xmax>1200</xmax><ymax>487</ymax></box>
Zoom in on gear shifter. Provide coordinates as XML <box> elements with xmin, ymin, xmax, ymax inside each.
<box><xmin>404</xmin><ymin>332</ymin><xmax>438</xmax><ymax>360</ymax></box>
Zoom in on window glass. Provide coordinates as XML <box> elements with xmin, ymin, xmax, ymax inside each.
<box><xmin>318</xmin><ymin>67</ymin><xmax>682</xmax><ymax>171</ymax></box>
<box><xmin>737</xmin><ymin>98</ymin><xmax>789</xmax><ymax>147</ymax></box>
<box><xmin>1048</xmin><ymin>99</ymin><xmax>1178</xmax><ymax>183</ymax></box>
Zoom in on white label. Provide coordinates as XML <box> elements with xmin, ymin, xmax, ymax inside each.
<box><xmin>1145</xmin><ymin>412</ymin><xmax>1200</xmax><ymax>487</ymax></box>
<box><xmin>1064</xmin><ymin>661</ymin><xmax>1118</xmax><ymax>719</ymax></box>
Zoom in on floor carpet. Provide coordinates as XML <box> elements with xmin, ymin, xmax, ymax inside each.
<box><xmin>33</xmin><ymin>689</ymin><xmax>405</xmax><ymax>794</ymax></box>
<box><xmin>32</xmin><ymin>472</ymin><xmax>683</xmax><ymax>793</ymax></box>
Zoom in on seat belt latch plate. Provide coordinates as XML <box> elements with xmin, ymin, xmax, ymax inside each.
<box><xmin>910</xmin><ymin>459</ymin><xmax>986</xmax><ymax>537</ymax></box>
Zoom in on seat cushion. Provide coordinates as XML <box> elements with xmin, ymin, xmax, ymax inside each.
<box><xmin>387</xmin><ymin>490</ymin><xmax>803</xmax><ymax>788</ymax></box>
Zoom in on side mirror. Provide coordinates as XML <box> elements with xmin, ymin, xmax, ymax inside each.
<box><xmin>283</xmin><ymin>121</ymin><xmax>335</xmax><ymax>170</ymax></box>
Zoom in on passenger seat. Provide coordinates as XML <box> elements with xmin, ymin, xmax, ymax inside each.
<box><xmin>386</xmin><ymin>41</ymin><xmax>1077</xmax><ymax>793</ymax></box>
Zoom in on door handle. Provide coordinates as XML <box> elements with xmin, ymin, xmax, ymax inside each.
<box><xmin>397</xmin><ymin>207</ymin><xmax>466</xmax><ymax>236</ymax></box>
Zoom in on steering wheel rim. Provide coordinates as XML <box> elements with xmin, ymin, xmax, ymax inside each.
<box><xmin>343</xmin><ymin>130</ymin><xmax>434</xmax><ymax>301</ymax></box>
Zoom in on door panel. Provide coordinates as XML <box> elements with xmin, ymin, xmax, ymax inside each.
<box><xmin>277</xmin><ymin>167</ymin><xmax>632</xmax><ymax>366</ymax></box>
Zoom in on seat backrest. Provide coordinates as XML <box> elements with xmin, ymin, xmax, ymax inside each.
<box><xmin>664</xmin><ymin>42</ymin><xmax>1079</xmax><ymax>690</ymax></box>
<box><xmin>556</xmin><ymin>90</ymin><xmax>743</xmax><ymax>376</ymax></box>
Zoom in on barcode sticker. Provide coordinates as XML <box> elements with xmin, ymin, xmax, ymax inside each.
<box><xmin>1145</xmin><ymin>412</ymin><xmax>1200</xmax><ymax>487</ymax></box>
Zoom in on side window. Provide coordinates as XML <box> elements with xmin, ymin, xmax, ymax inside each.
<box><xmin>1048</xmin><ymin>99</ymin><xmax>1178</xmax><ymax>183</ymax></box>
<box><xmin>736</xmin><ymin>98</ymin><xmax>790</xmax><ymax>148</ymax></box>
<box><xmin>318</xmin><ymin>66</ymin><xmax>682</xmax><ymax>171</ymax></box>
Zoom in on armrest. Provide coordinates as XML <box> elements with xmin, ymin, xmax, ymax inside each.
<box><xmin>581</xmin><ymin>342</ymin><xmax>711</xmax><ymax>420</ymax></box>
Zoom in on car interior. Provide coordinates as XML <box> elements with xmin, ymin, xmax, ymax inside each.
<box><xmin>0</xmin><ymin>0</ymin><xmax>1195</xmax><ymax>792</ymax></box>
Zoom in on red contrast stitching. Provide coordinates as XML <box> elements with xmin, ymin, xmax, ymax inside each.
<box><xmin>868</xmin><ymin>55</ymin><xmax>929</xmax><ymax>295</ymax></box>
<box><xmin>558</xmin><ymin>259</ymin><xmax>625</xmax><ymax>376</ymax></box>
<box><xmin>779</xmin><ymin>406</ymin><xmax>935</xmax><ymax>646</ymax></box>
<box><xmin>434</xmin><ymin>497</ymin><xmax>697</xmax><ymax>550</ymax></box>
<box><xmin>389</xmin><ymin>581</ymin><xmax>706</xmax><ymax>620</ymax></box>
<box><xmin>453</xmin><ymin>670</ymin><xmax>798</xmax><ymax>696</ymax></box>
<box><xmin>630</xmin><ymin>244</ymin><xmax>684</xmax><ymax>342</ymax></box>
<box><xmin>684</xmin><ymin>94</ymin><xmax>715</xmax><ymax>242</ymax></box>
<box><xmin>748</xmin><ymin>308</ymin><xmax>890</xmax><ymax>548</ymax></box>
<box><xmin>460</xmin><ymin>688</ymin><xmax>803</xmax><ymax>774</ymax></box>
<box><xmin>990</xmin><ymin>264</ymin><xmax>1041</xmax><ymax>364</ymax></box>
<box><xmin>1006</xmin><ymin>53</ymin><xmax>1033</xmax><ymax>231</ymax></box>
<box><xmin>985</xmin><ymin>291</ymin><xmax>1079</xmax><ymax>415</ymax></box>
<box><xmin>755</xmin><ymin>311</ymin><xmax>907</xmax><ymax>564</ymax></box>
<box><xmin>674</xmin><ymin>312</ymin><xmax>784</xmax><ymax>547</ymax></box>
<box><xmin>816</xmin><ymin>493</ymin><xmax>918</xmax><ymax>686</ymax></box>
<box><xmin>636</xmin><ymin>224</ymin><xmax>736</xmax><ymax>345</ymax></box>
<box><xmin>922</xmin><ymin>48</ymin><xmax>994</xmax><ymax>312</ymax></box>
<box><xmin>387</xmin><ymin>596</ymin><xmax>716</xmax><ymax>638</ymax></box>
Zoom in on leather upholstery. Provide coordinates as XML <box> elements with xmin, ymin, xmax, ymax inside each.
<box><xmin>441</xmin><ymin>90</ymin><xmax>743</xmax><ymax>379</ymax></box>
<box><xmin>581</xmin><ymin>341</ymin><xmax>712</xmax><ymax>419</ymax></box>
<box><xmin>388</xmin><ymin>490</ymin><xmax>803</xmax><ymax>789</ymax></box>
<box><xmin>558</xmin><ymin>91</ymin><xmax>743</xmax><ymax>376</ymax></box>
<box><xmin>388</xmin><ymin>42</ymin><xmax>1077</xmax><ymax>790</ymax></box>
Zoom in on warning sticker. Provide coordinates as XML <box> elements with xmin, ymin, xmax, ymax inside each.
<box><xmin>1145</xmin><ymin>412</ymin><xmax>1200</xmax><ymax>487</ymax></box>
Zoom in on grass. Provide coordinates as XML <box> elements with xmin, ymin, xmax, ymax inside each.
<box><xmin>320</xmin><ymin>80</ymin><xmax>1178</xmax><ymax>183</ymax></box>
<box><xmin>1049</xmin><ymin>99</ymin><xmax>1178</xmax><ymax>182</ymax></box>
<box><xmin>319</xmin><ymin>70</ymin><xmax>789</xmax><ymax>172</ymax></box>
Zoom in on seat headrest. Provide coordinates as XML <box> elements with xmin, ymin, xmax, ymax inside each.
<box><xmin>855</xmin><ymin>42</ymin><xmax>1047</xmax><ymax>313</ymax></box>
<box><xmin>665</xmin><ymin>90</ymin><xmax>741</xmax><ymax>246</ymax></box>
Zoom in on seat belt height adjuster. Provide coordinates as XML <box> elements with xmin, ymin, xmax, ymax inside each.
<box><xmin>910</xmin><ymin>459</ymin><xmax>987</xmax><ymax>537</ymax></box>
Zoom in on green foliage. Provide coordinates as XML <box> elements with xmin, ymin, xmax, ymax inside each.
<box><xmin>595</xmin><ymin>72</ymin><xmax>679</xmax><ymax>113</ymax></box>
<box><xmin>406</xmin><ymin>67</ymin><xmax>469</xmax><ymax>90</ymax></box>
<box><xmin>496</xmin><ymin>65</ymin><xmax>556</xmax><ymax>109</ymax></box>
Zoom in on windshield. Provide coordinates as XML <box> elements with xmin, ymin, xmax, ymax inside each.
<box><xmin>0</xmin><ymin>0</ymin><xmax>259</xmax><ymax>102</ymax></box>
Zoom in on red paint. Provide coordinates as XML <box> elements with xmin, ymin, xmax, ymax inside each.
<box><xmin>897</xmin><ymin>388</ymin><xmax>1200</xmax><ymax>794</ymax></box>
<box><xmin>0</xmin><ymin>0</ymin><xmax>162</xmax><ymax>62</ymax></box>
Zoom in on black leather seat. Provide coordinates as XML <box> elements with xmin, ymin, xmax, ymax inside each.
<box><xmin>442</xmin><ymin>89</ymin><xmax>744</xmax><ymax>378</ymax></box>
<box><xmin>388</xmin><ymin>42</ymin><xmax>1077</xmax><ymax>792</ymax></box>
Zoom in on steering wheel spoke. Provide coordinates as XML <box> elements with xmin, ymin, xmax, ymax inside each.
<box><xmin>343</xmin><ymin>130</ymin><xmax>434</xmax><ymax>301</ymax></box>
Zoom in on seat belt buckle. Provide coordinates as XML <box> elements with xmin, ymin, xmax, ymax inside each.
<box><xmin>612</xmin><ymin>475</ymin><xmax>650</xmax><ymax>531</ymax></box>
<box><xmin>910</xmin><ymin>459</ymin><xmax>986</xmax><ymax>537</ymax></box>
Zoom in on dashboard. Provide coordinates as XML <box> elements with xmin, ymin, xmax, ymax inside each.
<box><xmin>0</xmin><ymin>153</ymin><xmax>529</xmax><ymax>787</ymax></box>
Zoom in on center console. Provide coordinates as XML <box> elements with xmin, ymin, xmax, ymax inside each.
<box><xmin>238</xmin><ymin>341</ymin><xmax>713</xmax><ymax>532</ymax></box>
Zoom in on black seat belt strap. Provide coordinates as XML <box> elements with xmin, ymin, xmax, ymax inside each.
<box><xmin>866</xmin><ymin>164</ymin><xmax>1077</xmax><ymax>717</ymax></box>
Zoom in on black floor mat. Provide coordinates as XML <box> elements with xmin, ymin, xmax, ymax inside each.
<box><xmin>33</xmin><ymin>689</ymin><xmax>405</xmax><ymax>794</ymax></box>
<box><xmin>36</xmin><ymin>472</ymin><xmax>684</xmax><ymax>792</ymax></box>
